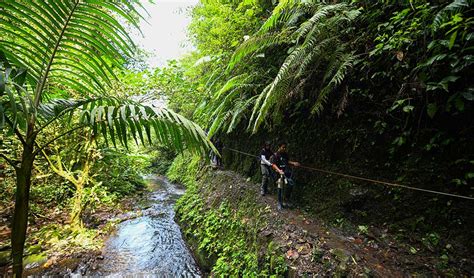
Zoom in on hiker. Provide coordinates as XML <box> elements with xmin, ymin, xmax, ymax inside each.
<box><xmin>260</xmin><ymin>141</ymin><xmax>275</xmax><ymax>196</ymax></box>
<box><xmin>210</xmin><ymin>137</ymin><xmax>223</xmax><ymax>168</ymax></box>
<box><xmin>270</xmin><ymin>142</ymin><xmax>300</xmax><ymax>210</ymax></box>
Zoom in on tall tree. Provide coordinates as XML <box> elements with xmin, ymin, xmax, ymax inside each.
<box><xmin>0</xmin><ymin>1</ymin><xmax>212</xmax><ymax>276</ymax></box>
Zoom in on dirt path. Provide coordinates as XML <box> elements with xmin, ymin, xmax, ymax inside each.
<box><xmin>259</xmin><ymin>194</ymin><xmax>405</xmax><ymax>276</ymax></box>
<box><xmin>208</xmin><ymin>170</ymin><xmax>462</xmax><ymax>277</ymax></box>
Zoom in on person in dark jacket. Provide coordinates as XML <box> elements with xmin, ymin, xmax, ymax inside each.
<box><xmin>210</xmin><ymin>137</ymin><xmax>223</xmax><ymax>168</ymax></box>
<box><xmin>270</xmin><ymin>142</ymin><xmax>300</xmax><ymax>210</ymax></box>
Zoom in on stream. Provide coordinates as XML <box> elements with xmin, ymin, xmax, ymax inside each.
<box><xmin>87</xmin><ymin>175</ymin><xmax>201</xmax><ymax>277</ymax></box>
<box><xmin>23</xmin><ymin>175</ymin><xmax>204</xmax><ymax>277</ymax></box>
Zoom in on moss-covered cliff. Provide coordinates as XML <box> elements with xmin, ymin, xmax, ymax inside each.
<box><xmin>169</xmin><ymin>154</ymin><xmax>473</xmax><ymax>276</ymax></box>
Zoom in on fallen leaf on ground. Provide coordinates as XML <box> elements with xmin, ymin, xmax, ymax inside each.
<box><xmin>286</xmin><ymin>249</ymin><xmax>300</xmax><ymax>259</ymax></box>
<box><xmin>297</xmin><ymin>243</ymin><xmax>312</xmax><ymax>255</ymax></box>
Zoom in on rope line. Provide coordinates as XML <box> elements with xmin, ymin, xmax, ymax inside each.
<box><xmin>223</xmin><ymin>146</ymin><xmax>474</xmax><ymax>201</ymax></box>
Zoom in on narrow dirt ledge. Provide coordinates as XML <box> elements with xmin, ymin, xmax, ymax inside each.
<box><xmin>193</xmin><ymin>169</ymin><xmax>469</xmax><ymax>277</ymax></box>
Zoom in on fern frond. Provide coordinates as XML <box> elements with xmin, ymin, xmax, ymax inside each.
<box><xmin>296</xmin><ymin>37</ymin><xmax>338</xmax><ymax>78</ymax></box>
<box><xmin>312</xmin><ymin>52</ymin><xmax>355</xmax><ymax>115</ymax></box>
<box><xmin>258</xmin><ymin>0</ymin><xmax>298</xmax><ymax>34</ymax></box>
<box><xmin>433</xmin><ymin>0</ymin><xmax>470</xmax><ymax>31</ymax></box>
<box><xmin>295</xmin><ymin>3</ymin><xmax>348</xmax><ymax>42</ymax></box>
<box><xmin>226</xmin><ymin>95</ymin><xmax>257</xmax><ymax>134</ymax></box>
<box><xmin>227</xmin><ymin>31</ymin><xmax>292</xmax><ymax>71</ymax></box>
<box><xmin>249</xmin><ymin>41</ymin><xmax>314</xmax><ymax>132</ymax></box>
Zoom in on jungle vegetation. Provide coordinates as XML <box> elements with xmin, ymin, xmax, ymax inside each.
<box><xmin>0</xmin><ymin>1</ymin><xmax>211</xmax><ymax>276</ymax></box>
<box><xmin>161</xmin><ymin>0</ymin><xmax>472</xmax><ymax>197</ymax></box>
<box><xmin>159</xmin><ymin>0</ymin><xmax>473</xmax><ymax>275</ymax></box>
<box><xmin>0</xmin><ymin>0</ymin><xmax>473</xmax><ymax>276</ymax></box>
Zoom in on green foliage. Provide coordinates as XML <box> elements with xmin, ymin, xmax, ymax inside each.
<box><xmin>197</xmin><ymin>1</ymin><xmax>361</xmax><ymax>133</ymax></box>
<box><xmin>151</xmin><ymin>60</ymin><xmax>202</xmax><ymax>119</ymax></box>
<box><xmin>186</xmin><ymin>0</ymin><xmax>472</xmax><ymax>164</ymax></box>
<box><xmin>366</xmin><ymin>1</ymin><xmax>473</xmax><ymax>179</ymax></box>
<box><xmin>189</xmin><ymin>0</ymin><xmax>267</xmax><ymax>57</ymax></box>
<box><xmin>371</xmin><ymin>3</ymin><xmax>433</xmax><ymax>55</ymax></box>
<box><xmin>174</xmin><ymin>165</ymin><xmax>287</xmax><ymax>276</ymax></box>
<box><xmin>95</xmin><ymin>149</ymin><xmax>148</xmax><ymax>198</ymax></box>
<box><xmin>30</xmin><ymin>223</ymin><xmax>102</xmax><ymax>255</ymax></box>
<box><xmin>167</xmin><ymin>152</ymin><xmax>201</xmax><ymax>188</ymax></box>
<box><xmin>197</xmin><ymin>73</ymin><xmax>259</xmax><ymax>137</ymax></box>
<box><xmin>148</xmin><ymin>146</ymin><xmax>176</xmax><ymax>175</ymax></box>
<box><xmin>169</xmin><ymin>154</ymin><xmax>287</xmax><ymax>276</ymax></box>
<box><xmin>169</xmin><ymin>2</ymin><xmax>474</xmax><ymax>274</ymax></box>
<box><xmin>0</xmin><ymin>3</ymin><xmax>212</xmax><ymax>272</ymax></box>
<box><xmin>0</xmin><ymin>0</ymin><xmax>141</xmax><ymax>100</ymax></box>
<box><xmin>0</xmin><ymin>0</ymin><xmax>212</xmax><ymax>169</ymax></box>
<box><xmin>30</xmin><ymin>179</ymin><xmax>73</xmax><ymax>208</ymax></box>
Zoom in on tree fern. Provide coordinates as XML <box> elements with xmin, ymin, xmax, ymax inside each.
<box><xmin>226</xmin><ymin>95</ymin><xmax>258</xmax><ymax>133</ymax></box>
<box><xmin>312</xmin><ymin>52</ymin><xmax>356</xmax><ymax>115</ymax></box>
<box><xmin>246</xmin><ymin>2</ymin><xmax>360</xmax><ymax>132</ymax></box>
<box><xmin>227</xmin><ymin>31</ymin><xmax>292</xmax><ymax>72</ymax></box>
<box><xmin>295</xmin><ymin>3</ymin><xmax>348</xmax><ymax>42</ymax></box>
<box><xmin>0</xmin><ymin>0</ymin><xmax>142</xmax><ymax>99</ymax></box>
<box><xmin>258</xmin><ymin>0</ymin><xmax>298</xmax><ymax>34</ymax></box>
<box><xmin>201</xmin><ymin>74</ymin><xmax>257</xmax><ymax>136</ymax></box>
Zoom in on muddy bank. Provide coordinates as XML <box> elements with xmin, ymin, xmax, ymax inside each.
<box><xmin>174</xmin><ymin>167</ymin><xmax>473</xmax><ymax>276</ymax></box>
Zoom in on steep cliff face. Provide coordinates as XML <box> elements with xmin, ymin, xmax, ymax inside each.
<box><xmin>216</xmin><ymin>105</ymin><xmax>473</xmax><ymax>267</ymax></box>
<box><xmin>169</xmin><ymin>159</ymin><xmax>473</xmax><ymax>276</ymax></box>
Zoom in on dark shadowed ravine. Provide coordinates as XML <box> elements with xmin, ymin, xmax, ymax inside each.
<box><xmin>87</xmin><ymin>175</ymin><xmax>201</xmax><ymax>277</ymax></box>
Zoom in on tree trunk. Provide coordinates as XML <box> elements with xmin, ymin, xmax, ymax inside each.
<box><xmin>69</xmin><ymin>144</ymin><xmax>91</xmax><ymax>230</ymax></box>
<box><xmin>11</xmin><ymin>130</ymin><xmax>36</xmax><ymax>277</ymax></box>
<box><xmin>70</xmin><ymin>184</ymin><xmax>84</xmax><ymax>230</ymax></box>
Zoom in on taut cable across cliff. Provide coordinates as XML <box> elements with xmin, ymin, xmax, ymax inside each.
<box><xmin>223</xmin><ymin>147</ymin><xmax>474</xmax><ymax>201</ymax></box>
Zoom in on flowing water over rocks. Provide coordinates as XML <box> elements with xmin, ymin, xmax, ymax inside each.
<box><xmin>88</xmin><ymin>176</ymin><xmax>201</xmax><ymax>277</ymax></box>
<box><xmin>24</xmin><ymin>176</ymin><xmax>201</xmax><ymax>277</ymax></box>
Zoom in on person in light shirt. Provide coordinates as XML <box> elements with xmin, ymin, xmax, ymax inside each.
<box><xmin>260</xmin><ymin>141</ymin><xmax>277</xmax><ymax>196</ymax></box>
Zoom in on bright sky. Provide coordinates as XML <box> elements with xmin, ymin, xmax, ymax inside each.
<box><xmin>133</xmin><ymin>0</ymin><xmax>199</xmax><ymax>68</ymax></box>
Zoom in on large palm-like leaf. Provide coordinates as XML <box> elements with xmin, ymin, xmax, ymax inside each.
<box><xmin>0</xmin><ymin>0</ymin><xmax>140</xmax><ymax>99</ymax></box>
<box><xmin>35</xmin><ymin>97</ymin><xmax>214</xmax><ymax>154</ymax></box>
<box><xmin>0</xmin><ymin>0</ymin><xmax>211</xmax><ymax>153</ymax></box>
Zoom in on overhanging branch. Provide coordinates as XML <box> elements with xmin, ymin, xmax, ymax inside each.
<box><xmin>4</xmin><ymin>116</ymin><xmax>27</xmax><ymax>147</ymax></box>
<box><xmin>0</xmin><ymin>153</ymin><xmax>19</xmax><ymax>169</ymax></box>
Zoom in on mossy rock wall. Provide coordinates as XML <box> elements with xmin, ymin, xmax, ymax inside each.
<box><xmin>218</xmin><ymin>108</ymin><xmax>473</xmax><ymax>252</ymax></box>
<box><xmin>168</xmin><ymin>157</ymin><xmax>287</xmax><ymax>276</ymax></box>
